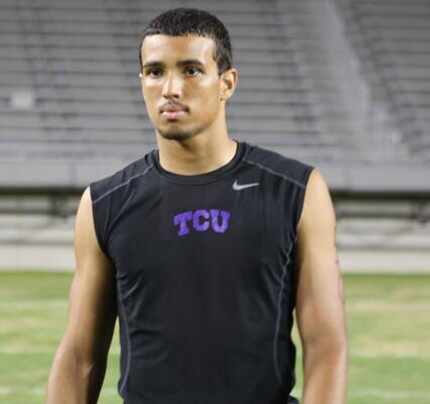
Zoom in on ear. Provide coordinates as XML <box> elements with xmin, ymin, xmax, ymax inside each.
<box><xmin>220</xmin><ymin>67</ymin><xmax>238</xmax><ymax>102</ymax></box>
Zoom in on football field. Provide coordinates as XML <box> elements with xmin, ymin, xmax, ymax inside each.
<box><xmin>0</xmin><ymin>271</ymin><xmax>428</xmax><ymax>403</ymax></box>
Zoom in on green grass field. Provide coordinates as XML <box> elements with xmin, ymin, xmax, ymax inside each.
<box><xmin>0</xmin><ymin>271</ymin><xmax>429</xmax><ymax>403</ymax></box>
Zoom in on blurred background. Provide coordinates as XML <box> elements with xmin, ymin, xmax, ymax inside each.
<box><xmin>0</xmin><ymin>0</ymin><xmax>429</xmax><ymax>403</ymax></box>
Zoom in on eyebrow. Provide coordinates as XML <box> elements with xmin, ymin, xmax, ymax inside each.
<box><xmin>142</xmin><ymin>59</ymin><xmax>206</xmax><ymax>70</ymax></box>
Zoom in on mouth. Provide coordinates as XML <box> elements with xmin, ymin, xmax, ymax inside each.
<box><xmin>161</xmin><ymin>110</ymin><xmax>187</xmax><ymax>120</ymax></box>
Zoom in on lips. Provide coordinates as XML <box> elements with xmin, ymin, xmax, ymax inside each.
<box><xmin>162</xmin><ymin>110</ymin><xmax>186</xmax><ymax>120</ymax></box>
<box><xmin>160</xmin><ymin>103</ymin><xmax>188</xmax><ymax>120</ymax></box>
<box><xmin>160</xmin><ymin>103</ymin><xmax>187</xmax><ymax>112</ymax></box>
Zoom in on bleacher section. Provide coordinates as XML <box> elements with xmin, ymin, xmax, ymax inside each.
<box><xmin>0</xmin><ymin>0</ymin><xmax>429</xmax><ymax>192</ymax></box>
<box><xmin>0</xmin><ymin>1</ymin><xmax>341</xmax><ymax>165</ymax></box>
<box><xmin>336</xmin><ymin>0</ymin><xmax>430</xmax><ymax>159</ymax></box>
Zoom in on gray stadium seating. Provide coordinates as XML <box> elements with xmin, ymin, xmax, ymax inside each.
<box><xmin>0</xmin><ymin>0</ymin><xmax>429</xmax><ymax>192</ymax></box>
<box><xmin>336</xmin><ymin>0</ymin><xmax>430</xmax><ymax>157</ymax></box>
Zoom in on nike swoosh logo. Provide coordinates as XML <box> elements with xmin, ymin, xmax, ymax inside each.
<box><xmin>233</xmin><ymin>180</ymin><xmax>260</xmax><ymax>191</ymax></box>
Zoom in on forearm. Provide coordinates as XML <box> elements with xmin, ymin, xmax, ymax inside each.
<box><xmin>301</xmin><ymin>341</ymin><xmax>348</xmax><ymax>404</ymax></box>
<box><xmin>45</xmin><ymin>345</ymin><xmax>107</xmax><ymax>404</ymax></box>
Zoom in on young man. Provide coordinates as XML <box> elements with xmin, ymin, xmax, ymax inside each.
<box><xmin>46</xmin><ymin>8</ymin><xmax>347</xmax><ymax>404</ymax></box>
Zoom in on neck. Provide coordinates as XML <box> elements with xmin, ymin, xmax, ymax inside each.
<box><xmin>155</xmin><ymin>118</ymin><xmax>237</xmax><ymax>176</ymax></box>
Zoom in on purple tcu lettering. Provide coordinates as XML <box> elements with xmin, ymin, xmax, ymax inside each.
<box><xmin>173</xmin><ymin>209</ymin><xmax>231</xmax><ymax>236</ymax></box>
<box><xmin>193</xmin><ymin>209</ymin><xmax>210</xmax><ymax>232</ymax></box>
<box><xmin>173</xmin><ymin>210</ymin><xmax>193</xmax><ymax>236</ymax></box>
<box><xmin>210</xmin><ymin>209</ymin><xmax>230</xmax><ymax>233</ymax></box>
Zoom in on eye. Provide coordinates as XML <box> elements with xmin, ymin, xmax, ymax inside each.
<box><xmin>146</xmin><ymin>68</ymin><xmax>163</xmax><ymax>78</ymax></box>
<box><xmin>184</xmin><ymin>66</ymin><xmax>202</xmax><ymax>76</ymax></box>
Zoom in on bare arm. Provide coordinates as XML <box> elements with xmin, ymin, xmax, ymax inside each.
<box><xmin>295</xmin><ymin>169</ymin><xmax>348</xmax><ymax>404</ymax></box>
<box><xmin>45</xmin><ymin>186</ymin><xmax>117</xmax><ymax>404</ymax></box>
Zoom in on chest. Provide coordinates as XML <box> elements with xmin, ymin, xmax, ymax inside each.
<box><xmin>108</xmin><ymin>177</ymin><xmax>295</xmax><ymax>286</ymax></box>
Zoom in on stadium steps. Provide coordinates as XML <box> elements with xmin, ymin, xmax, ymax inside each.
<box><xmin>0</xmin><ymin>0</ymin><xmax>341</xmax><ymax>176</ymax></box>
<box><xmin>336</xmin><ymin>0</ymin><xmax>430</xmax><ymax>160</ymax></box>
<box><xmin>2</xmin><ymin>0</ymin><xmax>427</xmax><ymax>187</ymax></box>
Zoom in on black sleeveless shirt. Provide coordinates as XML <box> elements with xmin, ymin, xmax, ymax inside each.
<box><xmin>89</xmin><ymin>140</ymin><xmax>314</xmax><ymax>404</ymax></box>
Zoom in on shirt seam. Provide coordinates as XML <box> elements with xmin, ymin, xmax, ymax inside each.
<box><xmin>117</xmin><ymin>280</ymin><xmax>132</xmax><ymax>397</ymax></box>
<box><xmin>273</xmin><ymin>235</ymin><xmax>296</xmax><ymax>386</ymax></box>
<box><xmin>92</xmin><ymin>164</ymin><xmax>154</xmax><ymax>205</ymax></box>
<box><xmin>243</xmin><ymin>159</ymin><xmax>306</xmax><ymax>189</ymax></box>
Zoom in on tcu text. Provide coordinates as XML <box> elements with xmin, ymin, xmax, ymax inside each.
<box><xmin>173</xmin><ymin>209</ymin><xmax>231</xmax><ymax>236</ymax></box>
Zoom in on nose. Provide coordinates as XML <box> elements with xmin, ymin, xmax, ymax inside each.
<box><xmin>162</xmin><ymin>71</ymin><xmax>183</xmax><ymax>99</ymax></box>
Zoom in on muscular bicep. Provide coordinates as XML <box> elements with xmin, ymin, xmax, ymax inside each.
<box><xmin>61</xmin><ymin>186</ymin><xmax>117</xmax><ymax>364</ymax></box>
<box><xmin>295</xmin><ymin>169</ymin><xmax>346</xmax><ymax>350</ymax></box>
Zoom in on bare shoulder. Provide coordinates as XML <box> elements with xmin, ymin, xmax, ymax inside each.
<box><xmin>298</xmin><ymin>168</ymin><xmax>335</xmax><ymax>236</ymax></box>
<box><xmin>75</xmin><ymin>186</ymin><xmax>110</xmax><ymax>262</ymax></box>
<box><xmin>295</xmin><ymin>167</ymin><xmax>337</xmax><ymax>273</ymax></box>
<box><xmin>75</xmin><ymin>186</ymin><xmax>93</xmax><ymax>243</ymax></box>
<box><xmin>72</xmin><ymin>184</ymin><xmax>115</xmax><ymax>309</ymax></box>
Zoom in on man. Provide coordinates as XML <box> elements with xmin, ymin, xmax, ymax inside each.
<box><xmin>46</xmin><ymin>7</ymin><xmax>347</xmax><ymax>404</ymax></box>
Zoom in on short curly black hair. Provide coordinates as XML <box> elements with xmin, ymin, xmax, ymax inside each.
<box><xmin>138</xmin><ymin>8</ymin><xmax>233</xmax><ymax>76</ymax></box>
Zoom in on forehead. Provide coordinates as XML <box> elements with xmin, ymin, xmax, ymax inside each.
<box><xmin>141</xmin><ymin>34</ymin><xmax>216</xmax><ymax>65</ymax></box>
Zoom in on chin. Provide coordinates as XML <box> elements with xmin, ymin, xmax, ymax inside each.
<box><xmin>158</xmin><ymin>130</ymin><xmax>196</xmax><ymax>142</ymax></box>
<box><xmin>157</xmin><ymin>125</ymin><xmax>203</xmax><ymax>142</ymax></box>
